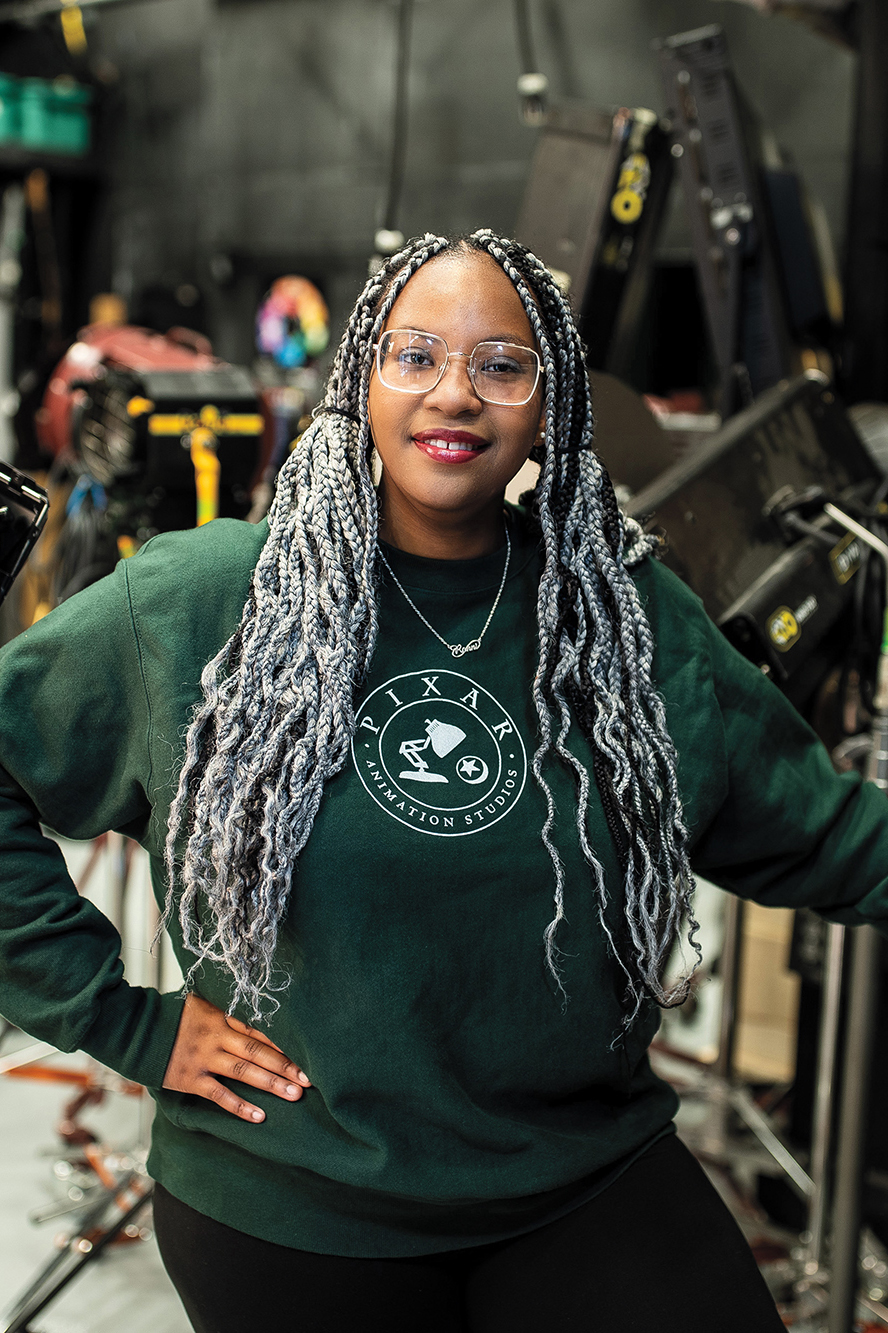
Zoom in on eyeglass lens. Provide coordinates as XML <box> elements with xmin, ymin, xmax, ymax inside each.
<box><xmin>377</xmin><ymin>330</ymin><xmax>539</xmax><ymax>405</ymax></box>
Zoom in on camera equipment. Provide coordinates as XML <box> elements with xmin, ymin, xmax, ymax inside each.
<box><xmin>626</xmin><ymin>372</ymin><xmax>881</xmax><ymax>708</ymax></box>
<box><xmin>28</xmin><ymin>326</ymin><xmax>265</xmax><ymax>605</ymax></box>
<box><xmin>515</xmin><ymin>25</ymin><xmax>833</xmax><ymax>424</ymax></box>
<box><xmin>0</xmin><ymin>462</ymin><xmax>48</xmax><ymax>609</ymax></box>
<box><xmin>654</xmin><ymin>25</ymin><xmax>798</xmax><ymax>417</ymax></box>
<box><xmin>514</xmin><ymin>101</ymin><xmax>673</xmax><ymax>380</ymax></box>
<box><xmin>38</xmin><ymin>325</ymin><xmax>263</xmax><ymax>539</ymax></box>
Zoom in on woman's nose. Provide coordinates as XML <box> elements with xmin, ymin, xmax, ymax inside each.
<box><xmin>423</xmin><ymin>354</ymin><xmax>483</xmax><ymax>414</ymax></box>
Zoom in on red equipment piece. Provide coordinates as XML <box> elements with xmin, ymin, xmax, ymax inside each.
<box><xmin>36</xmin><ymin>324</ymin><xmax>221</xmax><ymax>458</ymax></box>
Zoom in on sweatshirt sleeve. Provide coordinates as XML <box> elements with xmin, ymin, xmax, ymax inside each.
<box><xmin>0</xmin><ymin>558</ymin><xmax>185</xmax><ymax>1087</ymax></box>
<box><xmin>644</xmin><ymin>563</ymin><xmax>888</xmax><ymax>927</ymax></box>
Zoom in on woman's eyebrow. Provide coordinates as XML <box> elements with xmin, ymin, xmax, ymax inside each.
<box><xmin>394</xmin><ymin>325</ymin><xmax>536</xmax><ymax>348</ymax></box>
<box><xmin>482</xmin><ymin>334</ymin><xmax>536</xmax><ymax>348</ymax></box>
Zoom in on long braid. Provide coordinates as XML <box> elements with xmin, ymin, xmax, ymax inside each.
<box><xmin>164</xmin><ymin>228</ymin><xmax>700</xmax><ymax>1027</ymax></box>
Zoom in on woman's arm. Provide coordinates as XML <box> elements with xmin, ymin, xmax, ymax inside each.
<box><xmin>640</xmin><ymin>559</ymin><xmax>888</xmax><ymax>921</ymax></box>
<box><xmin>0</xmin><ymin>549</ymin><xmax>310</xmax><ymax>1116</ymax></box>
<box><xmin>0</xmin><ymin>560</ymin><xmax>184</xmax><ymax>1084</ymax></box>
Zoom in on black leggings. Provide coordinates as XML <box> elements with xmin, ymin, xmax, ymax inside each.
<box><xmin>154</xmin><ymin>1134</ymin><xmax>785</xmax><ymax>1333</ymax></box>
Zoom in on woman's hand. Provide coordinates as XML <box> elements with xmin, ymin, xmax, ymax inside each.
<box><xmin>162</xmin><ymin>993</ymin><xmax>311</xmax><ymax>1123</ymax></box>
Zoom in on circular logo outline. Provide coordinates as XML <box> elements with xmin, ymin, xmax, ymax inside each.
<box><xmin>352</xmin><ymin>669</ymin><xmax>527</xmax><ymax>838</ymax></box>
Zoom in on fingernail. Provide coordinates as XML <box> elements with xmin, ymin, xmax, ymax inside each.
<box><xmin>285</xmin><ymin>1084</ymin><xmax>299</xmax><ymax>1097</ymax></box>
<box><xmin>251</xmin><ymin>1109</ymin><xmax>264</xmax><ymax>1121</ymax></box>
<box><xmin>298</xmin><ymin>1072</ymin><xmax>311</xmax><ymax>1086</ymax></box>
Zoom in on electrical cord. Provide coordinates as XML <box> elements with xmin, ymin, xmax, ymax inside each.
<box><xmin>50</xmin><ymin>475</ymin><xmax>116</xmax><ymax>605</ymax></box>
<box><xmin>513</xmin><ymin>0</ymin><xmax>548</xmax><ymax>125</ymax></box>
<box><xmin>373</xmin><ymin>0</ymin><xmax>414</xmax><ymax>266</ymax></box>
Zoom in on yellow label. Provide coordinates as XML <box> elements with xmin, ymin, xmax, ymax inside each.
<box><xmin>126</xmin><ymin>396</ymin><xmax>154</xmax><ymax>418</ymax></box>
<box><xmin>768</xmin><ymin>607</ymin><xmax>800</xmax><ymax>652</ymax></box>
<box><xmin>148</xmin><ymin>407</ymin><xmax>264</xmax><ymax>438</ymax></box>
<box><xmin>616</xmin><ymin>152</ymin><xmax>650</xmax><ymax>192</ymax></box>
<box><xmin>218</xmin><ymin>413</ymin><xmax>264</xmax><ymax>435</ymax></box>
<box><xmin>148</xmin><ymin>414</ymin><xmax>193</xmax><ymax>436</ymax></box>
<box><xmin>609</xmin><ymin>152</ymin><xmax>650</xmax><ymax>224</ymax></box>
<box><xmin>829</xmin><ymin>530</ymin><xmax>861</xmax><ymax>586</ymax></box>
<box><xmin>610</xmin><ymin>189</ymin><xmax>643</xmax><ymax>224</ymax></box>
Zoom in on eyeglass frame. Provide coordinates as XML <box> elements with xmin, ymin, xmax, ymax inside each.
<box><xmin>372</xmin><ymin>328</ymin><xmax>543</xmax><ymax>407</ymax></box>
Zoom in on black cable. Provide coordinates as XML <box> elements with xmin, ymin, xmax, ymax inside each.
<box><xmin>781</xmin><ymin>511</ymin><xmax>838</xmax><ymax>547</ymax></box>
<box><xmin>513</xmin><ymin>0</ymin><xmax>535</xmax><ymax>74</ymax></box>
<box><xmin>381</xmin><ymin>0</ymin><xmax>414</xmax><ymax>237</ymax></box>
<box><xmin>513</xmin><ymin>0</ymin><xmax>548</xmax><ymax>125</ymax></box>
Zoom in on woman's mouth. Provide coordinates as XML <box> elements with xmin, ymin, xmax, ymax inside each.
<box><xmin>412</xmin><ymin>430</ymin><xmax>489</xmax><ymax>464</ymax></box>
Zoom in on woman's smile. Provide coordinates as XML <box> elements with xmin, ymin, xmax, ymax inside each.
<box><xmin>412</xmin><ymin>428</ymin><xmax>490</xmax><ymax>462</ymax></box>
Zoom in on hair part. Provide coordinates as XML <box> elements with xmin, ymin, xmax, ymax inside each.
<box><xmin>163</xmin><ymin>228</ymin><xmax>700</xmax><ymax>1030</ymax></box>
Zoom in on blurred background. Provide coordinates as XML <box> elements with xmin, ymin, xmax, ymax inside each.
<box><xmin>2</xmin><ymin>1</ymin><xmax>888</xmax><ymax>1329</ymax></box>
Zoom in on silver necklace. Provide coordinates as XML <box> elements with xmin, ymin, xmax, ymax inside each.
<box><xmin>378</xmin><ymin>527</ymin><xmax>511</xmax><ymax>658</ymax></box>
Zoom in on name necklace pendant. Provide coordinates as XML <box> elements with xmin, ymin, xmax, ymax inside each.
<box><xmin>378</xmin><ymin>527</ymin><xmax>511</xmax><ymax>658</ymax></box>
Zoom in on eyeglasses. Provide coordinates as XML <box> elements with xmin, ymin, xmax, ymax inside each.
<box><xmin>374</xmin><ymin>329</ymin><xmax>542</xmax><ymax>406</ymax></box>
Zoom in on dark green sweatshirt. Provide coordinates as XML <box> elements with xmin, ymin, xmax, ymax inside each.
<box><xmin>1</xmin><ymin>511</ymin><xmax>888</xmax><ymax>1256</ymax></box>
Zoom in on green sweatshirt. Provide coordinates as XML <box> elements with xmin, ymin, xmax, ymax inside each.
<box><xmin>1</xmin><ymin>510</ymin><xmax>887</xmax><ymax>1257</ymax></box>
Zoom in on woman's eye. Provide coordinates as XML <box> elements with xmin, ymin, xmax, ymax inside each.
<box><xmin>398</xmin><ymin>349</ymin><xmax>435</xmax><ymax>368</ymax></box>
<box><xmin>478</xmin><ymin>356</ymin><xmax>521</xmax><ymax>376</ymax></box>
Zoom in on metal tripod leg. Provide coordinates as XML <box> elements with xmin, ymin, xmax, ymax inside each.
<box><xmin>806</xmin><ymin>922</ymin><xmax>847</xmax><ymax>1270</ymax></box>
<box><xmin>819</xmin><ymin>506</ymin><xmax>888</xmax><ymax>1328</ymax></box>
<box><xmin>701</xmin><ymin>894</ymin><xmax>744</xmax><ymax>1156</ymax></box>
<box><xmin>828</xmin><ymin>923</ymin><xmax>881</xmax><ymax>1332</ymax></box>
<box><xmin>701</xmin><ymin>892</ymin><xmax>812</xmax><ymax>1191</ymax></box>
<box><xmin>716</xmin><ymin>894</ymin><xmax>744</xmax><ymax>1082</ymax></box>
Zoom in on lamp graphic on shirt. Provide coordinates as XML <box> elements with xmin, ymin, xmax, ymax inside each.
<box><xmin>398</xmin><ymin>719</ymin><xmax>466</xmax><ymax>783</ymax></box>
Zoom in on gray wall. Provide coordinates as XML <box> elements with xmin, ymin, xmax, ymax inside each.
<box><xmin>90</xmin><ymin>0</ymin><xmax>856</xmax><ymax>363</ymax></box>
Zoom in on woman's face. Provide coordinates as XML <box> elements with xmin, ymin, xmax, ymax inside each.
<box><xmin>367</xmin><ymin>250</ymin><xmax>544</xmax><ymax>554</ymax></box>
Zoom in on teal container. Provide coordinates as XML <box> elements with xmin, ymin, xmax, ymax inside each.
<box><xmin>49</xmin><ymin>78</ymin><xmax>91</xmax><ymax>154</ymax></box>
<box><xmin>0</xmin><ymin>73</ymin><xmax>21</xmax><ymax>145</ymax></box>
<box><xmin>19</xmin><ymin>77</ymin><xmax>91</xmax><ymax>155</ymax></box>
<box><xmin>19</xmin><ymin>78</ymin><xmax>52</xmax><ymax>150</ymax></box>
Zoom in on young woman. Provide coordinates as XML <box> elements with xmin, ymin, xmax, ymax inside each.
<box><xmin>2</xmin><ymin>230</ymin><xmax>887</xmax><ymax>1332</ymax></box>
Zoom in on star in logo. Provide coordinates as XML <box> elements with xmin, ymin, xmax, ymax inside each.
<box><xmin>456</xmin><ymin>755</ymin><xmax>489</xmax><ymax>784</ymax></box>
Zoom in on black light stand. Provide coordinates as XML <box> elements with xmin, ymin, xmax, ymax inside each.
<box><xmin>803</xmin><ymin>921</ymin><xmax>845</xmax><ymax>1273</ymax></box>
<box><xmin>817</xmin><ymin>506</ymin><xmax>888</xmax><ymax>1333</ymax></box>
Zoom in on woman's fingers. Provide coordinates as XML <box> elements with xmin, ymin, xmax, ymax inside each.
<box><xmin>221</xmin><ymin>1052</ymin><xmax>303</xmax><ymax>1101</ymax></box>
<box><xmin>228</xmin><ymin>1027</ymin><xmax>312</xmax><ymax>1089</ymax></box>
<box><xmin>195</xmin><ymin>1074</ymin><xmax>269</xmax><ymax>1123</ymax></box>
<box><xmin>225</xmin><ymin>1013</ymin><xmax>285</xmax><ymax>1052</ymax></box>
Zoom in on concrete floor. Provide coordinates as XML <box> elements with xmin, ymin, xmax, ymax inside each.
<box><xmin>0</xmin><ymin>837</ymin><xmax>190</xmax><ymax>1333</ymax></box>
<box><xmin>0</xmin><ymin>1041</ymin><xmax>190</xmax><ymax>1333</ymax></box>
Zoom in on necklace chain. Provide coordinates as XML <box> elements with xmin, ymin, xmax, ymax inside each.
<box><xmin>378</xmin><ymin>527</ymin><xmax>511</xmax><ymax>658</ymax></box>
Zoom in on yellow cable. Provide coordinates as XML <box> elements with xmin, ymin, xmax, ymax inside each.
<box><xmin>190</xmin><ymin>428</ymin><xmax>220</xmax><ymax>527</ymax></box>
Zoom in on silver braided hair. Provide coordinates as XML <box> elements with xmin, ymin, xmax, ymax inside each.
<box><xmin>163</xmin><ymin>228</ymin><xmax>700</xmax><ymax>1029</ymax></box>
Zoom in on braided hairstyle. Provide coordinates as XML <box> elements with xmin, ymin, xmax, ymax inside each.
<box><xmin>163</xmin><ymin>228</ymin><xmax>700</xmax><ymax>1029</ymax></box>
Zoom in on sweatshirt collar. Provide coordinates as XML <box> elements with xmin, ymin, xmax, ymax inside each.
<box><xmin>378</xmin><ymin>505</ymin><xmax>539</xmax><ymax>596</ymax></box>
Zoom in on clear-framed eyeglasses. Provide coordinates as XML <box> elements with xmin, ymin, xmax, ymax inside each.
<box><xmin>374</xmin><ymin>329</ymin><xmax>542</xmax><ymax>407</ymax></box>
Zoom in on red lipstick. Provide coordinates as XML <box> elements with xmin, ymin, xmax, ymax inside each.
<box><xmin>412</xmin><ymin>429</ymin><xmax>489</xmax><ymax>464</ymax></box>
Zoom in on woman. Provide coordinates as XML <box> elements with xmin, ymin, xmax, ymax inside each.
<box><xmin>1</xmin><ymin>230</ymin><xmax>887</xmax><ymax>1331</ymax></box>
